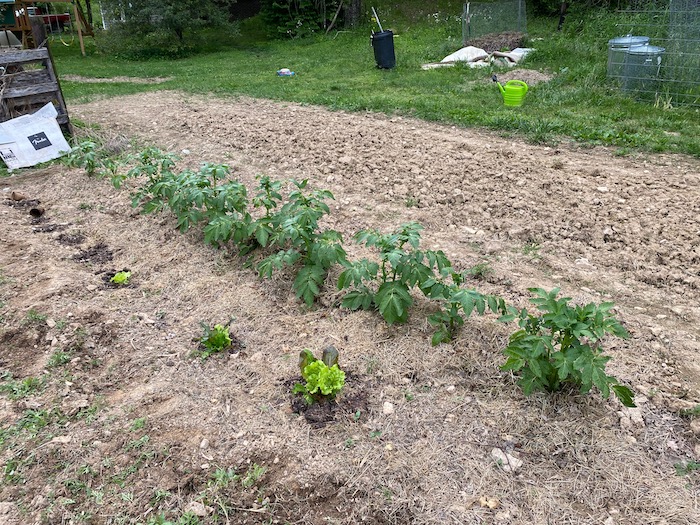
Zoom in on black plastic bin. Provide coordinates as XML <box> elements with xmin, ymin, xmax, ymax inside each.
<box><xmin>371</xmin><ymin>30</ymin><xmax>395</xmax><ymax>69</ymax></box>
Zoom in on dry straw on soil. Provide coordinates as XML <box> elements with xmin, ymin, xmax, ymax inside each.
<box><xmin>0</xmin><ymin>92</ymin><xmax>699</xmax><ymax>524</ymax></box>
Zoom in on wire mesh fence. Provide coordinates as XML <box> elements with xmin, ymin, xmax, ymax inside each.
<box><xmin>461</xmin><ymin>1</ymin><xmax>527</xmax><ymax>42</ymax></box>
<box><xmin>610</xmin><ymin>0</ymin><xmax>700</xmax><ymax>106</ymax></box>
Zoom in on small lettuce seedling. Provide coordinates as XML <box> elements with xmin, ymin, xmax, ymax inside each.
<box><xmin>110</xmin><ymin>270</ymin><xmax>131</xmax><ymax>285</ymax></box>
<box><xmin>198</xmin><ymin>322</ymin><xmax>232</xmax><ymax>359</ymax></box>
<box><xmin>293</xmin><ymin>347</ymin><xmax>345</xmax><ymax>405</ymax></box>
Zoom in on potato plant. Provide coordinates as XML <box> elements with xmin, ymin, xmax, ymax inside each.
<box><xmin>427</xmin><ymin>284</ymin><xmax>508</xmax><ymax>346</ymax></box>
<box><xmin>257</xmin><ymin>179</ymin><xmax>346</xmax><ymax>306</ymax></box>
<box><xmin>339</xmin><ymin>222</ymin><xmax>433</xmax><ymax>323</ymax></box>
<box><xmin>64</xmin><ymin>140</ymin><xmax>121</xmax><ymax>180</ymax></box>
<box><xmin>499</xmin><ymin>288</ymin><xmax>635</xmax><ymax>407</ymax></box>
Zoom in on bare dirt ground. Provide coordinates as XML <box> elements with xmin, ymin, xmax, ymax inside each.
<box><xmin>1</xmin><ymin>91</ymin><xmax>700</xmax><ymax>525</ymax></box>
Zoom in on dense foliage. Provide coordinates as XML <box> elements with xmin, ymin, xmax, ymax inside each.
<box><xmin>261</xmin><ymin>0</ymin><xmax>343</xmax><ymax>37</ymax></box>
<box><xmin>97</xmin><ymin>0</ymin><xmax>239</xmax><ymax>58</ymax></box>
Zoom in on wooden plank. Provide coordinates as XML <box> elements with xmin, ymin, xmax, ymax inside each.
<box><xmin>2</xmin><ymin>82</ymin><xmax>59</xmax><ymax>98</ymax></box>
<box><xmin>4</xmin><ymin>69</ymin><xmax>51</xmax><ymax>85</ymax></box>
<box><xmin>45</xmin><ymin>45</ymin><xmax>68</xmax><ymax>128</ymax></box>
<box><xmin>74</xmin><ymin>3</ymin><xmax>85</xmax><ymax>56</ymax></box>
<box><xmin>0</xmin><ymin>48</ymin><xmax>49</xmax><ymax>64</ymax></box>
<box><xmin>0</xmin><ymin>45</ymin><xmax>71</xmax><ymax>134</ymax></box>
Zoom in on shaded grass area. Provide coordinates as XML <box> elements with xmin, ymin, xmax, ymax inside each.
<box><xmin>51</xmin><ymin>12</ymin><xmax>700</xmax><ymax>156</ymax></box>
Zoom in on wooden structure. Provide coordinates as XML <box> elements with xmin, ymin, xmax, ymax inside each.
<box><xmin>0</xmin><ymin>1</ymin><xmax>93</xmax><ymax>52</ymax></box>
<box><xmin>0</xmin><ymin>47</ymin><xmax>70</xmax><ymax>131</ymax></box>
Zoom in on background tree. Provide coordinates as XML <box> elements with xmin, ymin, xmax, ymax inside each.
<box><xmin>98</xmin><ymin>0</ymin><xmax>238</xmax><ymax>57</ymax></box>
<box><xmin>260</xmin><ymin>0</ymin><xmax>343</xmax><ymax>38</ymax></box>
<box><xmin>344</xmin><ymin>0</ymin><xmax>362</xmax><ymax>28</ymax></box>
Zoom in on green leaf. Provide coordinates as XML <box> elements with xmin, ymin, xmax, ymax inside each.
<box><xmin>312</xmin><ymin>230</ymin><xmax>347</xmax><ymax>269</ymax></box>
<box><xmin>612</xmin><ymin>384</ymin><xmax>636</xmax><ymax>407</ymax></box>
<box><xmin>518</xmin><ymin>369</ymin><xmax>543</xmax><ymax>396</ymax></box>
<box><xmin>341</xmin><ymin>289</ymin><xmax>374</xmax><ymax>311</ymax></box>
<box><xmin>431</xmin><ymin>328</ymin><xmax>451</xmax><ymax>346</ymax></box>
<box><xmin>375</xmin><ymin>282</ymin><xmax>412</xmax><ymax>324</ymax></box>
<box><xmin>298</xmin><ymin>349</ymin><xmax>317</xmax><ymax>378</ymax></box>
<box><xmin>487</xmin><ymin>295</ymin><xmax>499</xmax><ymax>314</ymax></box>
<box><xmin>527</xmin><ymin>354</ymin><xmax>544</xmax><ymax>379</ymax></box>
<box><xmin>293</xmin><ymin>265</ymin><xmax>326</xmax><ymax>306</ymax></box>
<box><xmin>110</xmin><ymin>271</ymin><xmax>131</xmax><ymax>285</ymax></box>
<box><xmin>301</xmin><ymin>361</ymin><xmax>345</xmax><ymax>399</ymax></box>
<box><xmin>552</xmin><ymin>350</ymin><xmax>576</xmax><ymax>381</ymax></box>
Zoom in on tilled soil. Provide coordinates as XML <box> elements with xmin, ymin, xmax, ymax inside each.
<box><xmin>1</xmin><ymin>91</ymin><xmax>699</xmax><ymax>524</ymax></box>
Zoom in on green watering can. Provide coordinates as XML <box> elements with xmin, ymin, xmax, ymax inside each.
<box><xmin>492</xmin><ymin>75</ymin><xmax>528</xmax><ymax>107</ymax></box>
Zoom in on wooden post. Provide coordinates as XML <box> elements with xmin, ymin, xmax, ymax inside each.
<box><xmin>73</xmin><ymin>1</ymin><xmax>85</xmax><ymax>56</ymax></box>
<box><xmin>29</xmin><ymin>16</ymin><xmax>47</xmax><ymax>48</ymax></box>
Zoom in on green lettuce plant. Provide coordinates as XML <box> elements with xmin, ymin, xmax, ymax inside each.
<box><xmin>110</xmin><ymin>270</ymin><xmax>131</xmax><ymax>285</ymax></box>
<box><xmin>198</xmin><ymin>322</ymin><xmax>232</xmax><ymax>359</ymax></box>
<box><xmin>293</xmin><ymin>347</ymin><xmax>345</xmax><ymax>405</ymax></box>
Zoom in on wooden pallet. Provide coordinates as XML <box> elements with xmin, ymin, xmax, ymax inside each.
<box><xmin>0</xmin><ymin>47</ymin><xmax>70</xmax><ymax>132</ymax></box>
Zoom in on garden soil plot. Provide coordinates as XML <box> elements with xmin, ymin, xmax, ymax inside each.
<box><xmin>1</xmin><ymin>91</ymin><xmax>700</xmax><ymax>525</ymax></box>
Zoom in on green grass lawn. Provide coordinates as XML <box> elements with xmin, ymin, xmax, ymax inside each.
<box><xmin>51</xmin><ymin>9</ymin><xmax>700</xmax><ymax>156</ymax></box>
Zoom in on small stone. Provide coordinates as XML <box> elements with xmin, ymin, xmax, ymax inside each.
<box><xmin>478</xmin><ymin>495</ymin><xmax>500</xmax><ymax>509</ymax></box>
<box><xmin>185</xmin><ymin>501</ymin><xmax>213</xmax><ymax>517</ymax></box>
<box><xmin>382</xmin><ymin>402</ymin><xmax>395</xmax><ymax>415</ymax></box>
<box><xmin>575</xmin><ymin>258</ymin><xmax>592</xmax><ymax>266</ymax></box>
<box><xmin>200</xmin><ymin>438</ymin><xmax>209</xmax><ymax>449</ymax></box>
<box><xmin>483</xmin><ymin>241</ymin><xmax>502</xmax><ymax>254</ymax></box>
<box><xmin>491</xmin><ymin>448</ymin><xmax>523</xmax><ymax>472</ymax></box>
<box><xmin>50</xmin><ymin>436</ymin><xmax>72</xmax><ymax>445</ymax></box>
<box><xmin>597</xmin><ymin>186</ymin><xmax>609</xmax><ymax>192</ymax></box>
<box><xmin>86</xmin><ymin>285</ymin><xmax>98</xmax><ymax>291</ymax></box>
<box><xmin>446</xmin><ymin>385</ymin><xmax>456</xmax><ymax>393</ymax></box>
<box><xmin>385</xmin><ymin>443</ymin><xmax>394</xmax><ymax>451</ymax></box>
<box><xmin>625</xmin><ymin>407</ymin><xmax>645</xmax><ymax>428</ymax></box>
<box><xmin>46</xmin><ymin>318</ymin><xmax>56</xmax><ymax>329</ymax></box>
<box><xmin>671</xmin><ymin>306</ymin><xmax>684</xmax><ymax>316</ymax></box>
<box><xmin>690</xmin><ymin>419</ymin><xmax>700</xmax><ymax>436</ymax></box>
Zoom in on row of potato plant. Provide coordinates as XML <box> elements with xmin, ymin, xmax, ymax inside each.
<box><xmin>63</xmin><ymin>143</ymin><xmax>635</xmax><ymax>407</ymax></box>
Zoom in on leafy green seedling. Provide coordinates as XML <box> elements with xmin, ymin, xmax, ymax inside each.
<box><xmin>675</xmin><ymin>461</ymin><xmax>700</xmax><ymax>476</ymax></box>
<box><xmin>198</xmin><ymin>323</ymin><xmax>232</xmax><ymax>359</ymax></box>
<box><xmin>110</xmin><ymin>271</ymin><xmax>131</xmax><ymax>285</ymax></box>
<box><xmin>293</xmin><ymin>347</ymin><xmax>345</xmax><ymax>405</ymax></box>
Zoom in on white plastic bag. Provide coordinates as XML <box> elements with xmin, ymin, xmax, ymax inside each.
<box><xmin>0</xmin><ymin>103</ymin><xmax>70</xmax><ymax>170</ymax></box>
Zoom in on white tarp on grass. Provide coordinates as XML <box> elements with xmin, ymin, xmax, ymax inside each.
<box><xmin>422</xmin><ymin>47</ymin><xmax>534</xmax><ymax>70</ymax></box>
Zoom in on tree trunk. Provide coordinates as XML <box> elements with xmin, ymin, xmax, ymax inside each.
<box><xmin>344</xmin><ymin>0</ymin><xmax>361</xmax><ymax>28</ymax></box>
